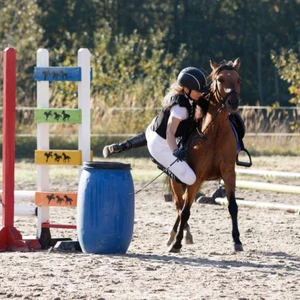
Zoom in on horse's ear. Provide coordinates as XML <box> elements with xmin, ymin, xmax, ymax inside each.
<box><xmin>233</xmin><ymin>58</ymin><xmax>241</xmax><ymax>70</ymax></box>
<box><xmin>210</xmin><ymin>59</ymin><xmax>218</xmax><ymax>70</ymax></box>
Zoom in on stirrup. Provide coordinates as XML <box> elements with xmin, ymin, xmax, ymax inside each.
<box><xmin>236</xmin><ymin>148</ymin><xmax>252</xmax><ymax>167</ymax></box>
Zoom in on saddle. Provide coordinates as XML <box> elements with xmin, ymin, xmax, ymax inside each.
<box><xmin>229</xmin><ymin>113</ymin><xmax>252</xmax><ymax>167</ymax></box>
<box><xmin>183</xmin><ymin>113</ymin><xmax>252</xmax><ymax>168</ymax></box>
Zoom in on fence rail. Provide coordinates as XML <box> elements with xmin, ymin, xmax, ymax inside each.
<box><xmin>0</xmin><ymin>105</ymin><xmax>299</xmax><ymax>110</ymax></box>
<box><xmin>4</xmin><ymin>133</ymin><xmax>300</xmax><ymax>138</ymax></box>
<box><xmin>0</xmin><ymin>106</ymin><xmax>299</xmax><ymax>138</ymax></box>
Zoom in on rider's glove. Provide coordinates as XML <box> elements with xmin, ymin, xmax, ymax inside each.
<box><xmin>173</xmin><ymin>147</ymin><xmax>188</xmax><ymax>161</ymax></box>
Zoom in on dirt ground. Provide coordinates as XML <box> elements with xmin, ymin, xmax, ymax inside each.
<box><xmin>0</xmin><ymin>156</ymin><xmax>300</xmax><ymax>300</ymax></box>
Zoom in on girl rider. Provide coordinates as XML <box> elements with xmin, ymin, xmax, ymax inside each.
<box><xmin>103</xmin><ymin>67</ymin><xmax>208</xmax><ymax>185</ymax></box>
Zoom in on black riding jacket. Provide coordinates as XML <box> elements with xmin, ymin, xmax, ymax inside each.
<box><xmin>151</xmin><ymin>94</ymin><xmax>200</xmax><ymax>145</ymax></box>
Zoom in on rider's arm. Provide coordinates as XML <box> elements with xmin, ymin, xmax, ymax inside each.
<box><xmin>166</xmin><ymin>105</ymin><xmax>188</xmax><ymax>151</ymax></box>
<box><xmin>166</xmin><ymin>116</ymin><xmax>181</xmax><ymax>151</ymax></box>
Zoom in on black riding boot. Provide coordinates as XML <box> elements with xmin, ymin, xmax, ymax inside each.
<box><xmin>150</xmin><ymin>157</ymin><xmax>184</xmax><ymax>184</ymax></box>
<box><xmin>102</xmin><ymin>132</ymin><xmax>147</xmax><ymax>158</ymax></box>
<box><xmin>229</xmin><ymin>114</ymin><xmax>252</xmax><ymax>167</ymax></box>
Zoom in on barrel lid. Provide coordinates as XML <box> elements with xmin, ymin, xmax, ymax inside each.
<box><xmin>83</xmin><ymin>161</ymin><xmax>131</xmax><ymax>170</ymax></box>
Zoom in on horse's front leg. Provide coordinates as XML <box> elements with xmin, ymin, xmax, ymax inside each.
<box><xmin>167</xmin><ymin>216</ymin><xmax>193</xmax><ymax>246</ymax></box>
<box><xmin>166</xmin><ymin>215</ymin><xmax>180</xmax><ymax>246</ymax></box>
<box><xmin>225</xmin><ymin>185</ymin><xmax>243</xmax><ymax>252</ymax></box>
<box><xmin>168</xmin><ymin>202</ymin><xmax>191</xmax><ymax>253</ymax></box>
<box><xmin>183</xmin><ymin>222</ymin><xmax>194</xmax><ymax>245</ymax></box>
<box><xmin>167</xmin><ymin>180</ymin><xmax>185</xmax><ymax>246</ymax></box>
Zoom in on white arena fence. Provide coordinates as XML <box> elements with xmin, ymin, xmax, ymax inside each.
<box><xmin>0</xmin><ymin>105</ymin><xmax>299</xmax><ymax>138</ymax></box>
<box><xmin>218</xmin><ymin>167</ymin><xmax>300</xmax><ymax>214</ymax></box>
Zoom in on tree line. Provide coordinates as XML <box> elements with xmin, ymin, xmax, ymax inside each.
<box><xmin>0</xmin><ymin>0</ymin><xmax>299</xmax><ymax>110</ymax></box>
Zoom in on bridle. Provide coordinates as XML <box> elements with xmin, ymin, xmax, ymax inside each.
<box><xmin>195</xmin><ymin>65</ymin><xmax>241</xmax><ymax>137</ymax></box>
<box><xmin>212</xmin><ymin>65</ymin><xmax>241</xmax><ymax>108</ymax></box>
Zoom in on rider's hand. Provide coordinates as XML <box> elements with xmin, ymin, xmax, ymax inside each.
<box><xmin>173</xmin><ymin>148</ymin><xmax>188</xmax><ymax>161</ymax></box>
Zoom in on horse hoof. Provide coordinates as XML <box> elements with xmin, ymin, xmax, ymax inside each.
<box><xmin>234</xmin><ymin>243</ymin><xmax>244</xmax><ymax>252</ymax></box>
<box><xmin>166</xmin><ymin>238</ymin><xmax>173</xmax><ymax>247</ymax></box>
<box><xmin>168</xmin><ymin>245</ymin><xmax>181</xmax><ymax>253</ymax></box>
<box><xmin>184</xmin><ymin>232</ymin><xmax>194</xmax><ymax>245</ymax></box>
<box><xmin>166</xmin><ymin>230</ymin><xmax>176</xmax><ymax>246</ymax></box>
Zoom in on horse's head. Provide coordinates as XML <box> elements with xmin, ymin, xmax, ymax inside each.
<box><xmin>209</xmin><ymin>58</ymin><xmax>241</xmax><ymax>114</ymax></box>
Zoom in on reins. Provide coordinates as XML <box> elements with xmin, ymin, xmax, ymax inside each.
<box><xmin>195</xmin><ymin>105</ymin><xmax>225</xmax><ymax>139</ymax></box>
<box><xmin>135</xmin><ymin>157</ymin><xmax>180</xmax><ymax>194</ymax></box>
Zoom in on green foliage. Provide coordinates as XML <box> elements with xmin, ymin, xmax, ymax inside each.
<box><xmin>33</xmin><ymin>0</ymin><xmax>300</xmax><ymax>106</ymax></box>
<box><xmin>271</xmin><ymin>45</ymin><xmax>300</xmax><ymax>106</ymax></box>
<box><xmin>92</xmin><ymin>27</ymin><xmax>186</xmax><ymax>107</ymax></box>
<box><xmin>36</xmin><ymin>0</ymin><xmax>101</xmax><ymax>50</ymax></box>
<box><xmin>1</xmin><ymin>0</ymin><xmax>300</xmax><ymax>113</ymax></box>
<box><xmin>46</xmin><ymin>25</ymin><xmax>187</xmax><ymax>133</ymax></box>
<box><xmin>0</xmin><ymin>0</ymin><xmax>44</xmax><ymax>105</ymax></box>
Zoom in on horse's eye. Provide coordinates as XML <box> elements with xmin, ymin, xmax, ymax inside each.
<box><xmin>217</xmin><ymin>77</ymin><xmax>224</xmax><ymax>83</ymax></box>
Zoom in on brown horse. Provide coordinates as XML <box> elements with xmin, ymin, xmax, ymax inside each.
<box><xmin>167</xmin><ymin>58</ymin><xmax>243</xmax><ymax>253</ymax></box>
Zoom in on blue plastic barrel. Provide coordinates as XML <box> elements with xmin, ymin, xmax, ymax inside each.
<box><xmin>77</xmin><ymin>161</ymin><xmax>134</xmax><ymax>254</ymax></box>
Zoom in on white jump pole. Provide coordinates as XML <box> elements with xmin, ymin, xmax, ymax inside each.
<box><xmin>236</xmin><ymin>180</ymin><xmax>300</xmax><ymax>194</ymax></box>
<box><xmin>0</xmin><ymin>206</ymin><xmax>37</xmax><ymax>217</ymax></box>
<box><xmin>220</xmin><ymin>180</ymin><xmax>300</xmax><ymax>194</ymax></box>
<box><xmin>0</xmin><ymin>190</ymin><xmax>35</xmax><ymax>203</ymax></box>
<box><xmin>215</xmin><ymin>197</ymin><xmax>300</xmax><ymax>214</ymax></box>
<box><xmin>236</xmin><ymin>168</ymin><xmax>300</xmax><ymax>179</ymax></box>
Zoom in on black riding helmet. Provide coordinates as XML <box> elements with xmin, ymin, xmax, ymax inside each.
<box><xmin>177</xmin><ymin>67</ymin><xmax>207</xmax><ymax>92</ymax></box>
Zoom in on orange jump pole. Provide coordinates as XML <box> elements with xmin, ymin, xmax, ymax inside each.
<box><xmin>0</xmin><ymin>47</ymin><xmax>40</xmax><ymax>251</ymax></box>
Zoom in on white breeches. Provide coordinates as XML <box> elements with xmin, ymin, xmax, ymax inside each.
<box><xmin>145</xmin><ymin>124</ymin><xmax>196</xmax><ymax>185</ymax></box>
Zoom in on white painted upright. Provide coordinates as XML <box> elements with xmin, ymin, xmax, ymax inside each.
<box><xmin>78</xmin><ymin>48</ymin><xmax>91</xmax><ymax>176</ymax></box>
<box><xmin>36</xmin><ymin>48</ymin><xmax>50</xmax><ymax>238</ymax></box>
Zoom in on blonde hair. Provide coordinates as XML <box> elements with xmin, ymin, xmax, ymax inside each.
<box><xmin>162</xmin><ymin>81</ymin><xmax>184</xmax><ymax>107</ymax></box>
